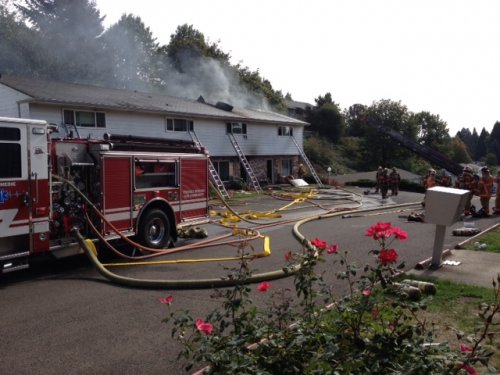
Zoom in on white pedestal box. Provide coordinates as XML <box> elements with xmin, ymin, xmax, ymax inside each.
<box><xmin>425</xmin><ymin>186</ymin><xmax>470</xmax><ymax>226</ymax></box>
<box><xmin>425</xmin><ymin>187</ymin><xmax>470</xmax><ymax>269</ymax></box>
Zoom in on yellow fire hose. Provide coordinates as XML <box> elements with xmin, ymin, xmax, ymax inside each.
<box><xmin>73</xmin><ymin>201</ymin><xmax>422</xmax><ymax>289</ymax></box>
<box><xmin>60</xmin><ymin>173</ymin><xmax>422</xmax><ymax>289</ymax></box>
<box><xmin>211</xmin><ymin>182</ymin><xmax>363</xmax><ymax>226</ymax></box>
<box><xmin>72</xmin><ymin>228</ymin><xmax>299</xmax><ymax>289</ymax></box>
<box><xmin>54</xmin><ymin>175</ymin><xmax>266</xmax><ymax>261</ymax></box>
<box><xmin>101</xmin><ymin>236</ymin><xmax>271</xmax><ymax>267</ymax></box>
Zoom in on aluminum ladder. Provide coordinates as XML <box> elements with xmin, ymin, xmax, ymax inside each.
<box><xmin>188</xmin><ymin>130</ymin><xmax>230</xmax><ymax>200</ymax></box>
<box><xmin>227</xmin><ymin>133</ymin><xmax>262</xmax><ymax>193</ymax></box>
<box><xmin>291</xmin><ymin>136</ymin><xmax>323</xmax><ymax>186</ymax></box>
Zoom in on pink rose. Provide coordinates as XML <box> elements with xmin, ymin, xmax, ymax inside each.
<box><xmin>326</xmin><ymin>244</ymin><xmax>338</xmax><ymax>254</ymax></box>
<box><xmin>160</xmin><ymin>295</ymin><xmax>173</xmax><ymax>305</ymax></box>
<box><xmin>195</xmin><ymin>319</ymin><xmax>213</xmax><ymax>335</ymax></box>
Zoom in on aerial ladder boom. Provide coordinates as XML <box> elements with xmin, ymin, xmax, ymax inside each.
<box><xmin>366</xmin><ymin>120</ymin><xmax>463</xmax><ymax>176</ymax></box>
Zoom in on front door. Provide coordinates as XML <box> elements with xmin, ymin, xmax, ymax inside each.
<box><xmin>266</xmin><ymin>160</ymin><xmax>274</xmax><ymax>183</ymax></box>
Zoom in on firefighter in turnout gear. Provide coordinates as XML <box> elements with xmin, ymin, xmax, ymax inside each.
<box><xmin>423</xmin><ymin>169</ymin><xmax>437</xmax><ymax>189</ymax></box>
<box><xmin>475</xmin><ymin>166</ymin><xmax>494</xmax><ymax>216</ymax></box>
<box><xmin>297</xmin><ymin>163</ymin><xmax>306</xmax><ymax>179</ymax></box>
<box><xmin>438</xmin><ymin>170</ymin><xmax>452</xmax><ymax>187</ymax></box>
<box><xmin>389</xmin><ymin>167</ymin><xmax>401</xmax><ymax>196</ymax></box>
<box><xmin>494</xmin><ymin>170</ymin><xmax>500</xmax><ymax>214</ymax></box>
<box><xmin>375</xmin><ymin>166</ymin><xmax>383</xmax><ymax>193</ymax></box>
<box><xmin>421</xmin><ymin>168</ymin><xmax>437</xmax><ymax>207</ymax></box>
<box><xmin>380</xmin><ymin>168</ymin><xmax>390</xmax><ymax>199</ymax></box>
<box><xmin>456</xmin><ymin>166</ymin><xmax>475</xmax><ymax>215</ymax></box>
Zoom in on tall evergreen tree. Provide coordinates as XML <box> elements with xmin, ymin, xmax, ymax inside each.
<box><xmin>16</xmin><ymin>0</ymin><xmax>108</xmax><ymax>84</ymax></box>
<box><xmin>0</xmin><ymin>4</ymin><xmax>38</xmax><ymax>75</ymax></box>
<box><xmin>475</xmin><ymin>128</ymin><xmax>489</xmax><ymax>160</ymax></box>
<box><xmin>489</xmin><ymin>121</ymin><xmax>500</xmax><ymax>161</ymax></box>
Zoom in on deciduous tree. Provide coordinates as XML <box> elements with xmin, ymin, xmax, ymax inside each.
<box><xmin>306</xmin><ymin>93</ymin><xmax>345</xmax><ymax>143</ymax></box>
<box><xmin>101</xmin><ymin>14</ymin><xmax>159</xmax><ymax>90</ymax></box>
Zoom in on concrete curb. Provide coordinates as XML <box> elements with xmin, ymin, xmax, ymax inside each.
<box><xmin>414</xmin><ymin>248</ymin><xmax>453</xmax><ymax>270</ymax></box>
<box><xmin>414</xmin><ymin>222</ymin><xmax>499</xmax><ymax>271</ymax></box>
<box><xmin>455</xmin><ymin>222</ymin><xmax>500</xmax><ymax>249</ymax></box>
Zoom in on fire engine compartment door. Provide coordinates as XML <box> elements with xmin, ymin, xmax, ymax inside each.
<box><xmin>179</xmin><ymin>157</ymin><xmax>209</xmax><ymax>221</ymax></box>
<box><xmin>101</xmin><ymin>156</ymin><xmax>133</xmax><ymax>234</ymax></box>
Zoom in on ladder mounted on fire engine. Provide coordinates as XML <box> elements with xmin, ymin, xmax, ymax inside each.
<box><xmin>291</xmin><ymin>136</ymin><xmax>323</xmax><ymax>186</ymax></box>
<box><xmin>227</xmin><ymin>133</ymin><xmax>263</xmax><ymax>193</ymax></box>
<box><xmin>365</xmin><ymin>118</ymin><xmax>463</xmax><ymax>176</ymax></box>
<box><xmin>188</xmin><ymin>130</ymin><xmax>230</xmax><ymax>200</ymax></box>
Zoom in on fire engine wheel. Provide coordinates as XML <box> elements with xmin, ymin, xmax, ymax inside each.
<box><xmin>138</xmin><ymin>209</ymin><xmax>171</xmax><ymax>249</ymax></box>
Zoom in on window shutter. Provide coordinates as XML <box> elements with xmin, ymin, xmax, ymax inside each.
<box><xmin>63</xmin><ymin>110</ymin><xmax>75</xmax><ymax>125</ymax></box>
<box><xmin>242</xmin><ymin>123</ymin><xmax>247</xmax><ymax>134</ymax></box>
<box><xmin>96</xmin><ymin>112</ymin><xmax>106</xmax><ymax>128</ymax></box>
<box><xmin>226</xmin><ymin>123</ymin><xmax>231</xmax><ymax>133</ymax></box>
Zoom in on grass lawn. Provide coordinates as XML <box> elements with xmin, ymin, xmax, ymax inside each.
<box><xmin>407</xmin><ymin>276</ymin><xmax>500</xmax><ymax>370</ymax></box>
<box><xmin>459</xmin><ymin>225</ymin><xmax>500</xmax><ymax>253</ymax></box>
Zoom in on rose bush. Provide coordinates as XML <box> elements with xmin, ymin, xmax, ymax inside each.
<box><xmin>163</xmin><ymin>222</ymin><xmax>499</xmax><ymax>374</ymax></box>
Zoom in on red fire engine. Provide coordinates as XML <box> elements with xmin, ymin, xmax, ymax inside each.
<box><xmin>0</xmin><ymin>117</ymin><xmax>209</xmax><ymax>273</ymax></box>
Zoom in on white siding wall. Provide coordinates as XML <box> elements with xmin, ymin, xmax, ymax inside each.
<box><xmin>21</xmin><ymin>102</ymin><xmax>305</xmax><ymax>156</ymax></box>
<box><xmin>30</xmin><ymin>105</ymin><xmax>63</xmax><ymax>125</ymax></box>
<box><xmin>0</xmin><ymin>84</ymin><xmax>31</xmax><ymax>117</ymax></box>
<box><xmin>193</xmin><ymin>119</ymin><xmax>304</xmax><ymax>157</ymax></box>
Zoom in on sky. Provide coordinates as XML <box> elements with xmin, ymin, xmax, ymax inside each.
<box><xmin>94</xmin><ymin>0</ymin><xmax>500</xmax><ymax>135</ymax></box>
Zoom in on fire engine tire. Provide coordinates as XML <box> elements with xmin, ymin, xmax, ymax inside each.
<box><xmin>138</xmin><ymin>209</ymin><xmax>171</xmax><ymax>249</ymax></box>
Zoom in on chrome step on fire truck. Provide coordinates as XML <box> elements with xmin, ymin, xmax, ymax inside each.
<box><xmin>0</xmin><ymin>117</ymin><xmax>210</xmax><ymax>273</ymax></box>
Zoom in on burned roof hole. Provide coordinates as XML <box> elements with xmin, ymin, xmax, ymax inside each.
<box><xmin>215</xmin><ymin>101</ymin><xmax>233</xmax><ymax>112</ymax></box>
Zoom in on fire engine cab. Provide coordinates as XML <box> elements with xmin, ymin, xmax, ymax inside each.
<box><xmin>0</xmin><ymin>117</ymin><xmax>209</xmax><ymax>273</ymax></box>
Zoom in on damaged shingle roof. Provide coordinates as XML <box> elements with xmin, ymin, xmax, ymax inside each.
<box><xmin>0</xmin><ymin>75</ymin><xmax>308</xmax><ymax>126</ymax></box>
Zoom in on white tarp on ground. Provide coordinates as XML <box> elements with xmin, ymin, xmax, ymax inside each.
<box><xmin>289</xmin><ymin>179</ymin><xmax>309</xmax><ymax>187</ymax></box>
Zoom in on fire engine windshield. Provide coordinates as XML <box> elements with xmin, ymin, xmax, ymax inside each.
<box><xmin>134</xmin><ymin>160</ymin><xmax>177</xmax><ymax>189</ymax></box>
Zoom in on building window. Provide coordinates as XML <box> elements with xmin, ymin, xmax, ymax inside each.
<box><xmin>278</xmin><ymin>126</ymin><xmax>293</xmax><ymax>136</ymax></box>
<box><xmin>213</xmin><ymin>160</ymin><xmax>230</xmax><ymax>181</ymax></box>
<box><xmin>63</xmin><ymin>109</ymin><xmax>106</xmax><ymax>128</ymax></box>
<box><xmin>281</xmin><ymin>159</ymin><xmax>292</xmax><ymax>177</ymax></box>
<box><xmin>226</xmin><ymin>122</ymin><xmax>247</xmax><ymax>134</ymax></box>
<box><xmin>165</xmin><ymin>118</ymin><xmax>194</xmax><ymax>132</ymax></box>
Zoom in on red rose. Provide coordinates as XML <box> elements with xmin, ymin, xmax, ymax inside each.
<box><xmin>311</xmin><ymin>238</ymin><xmax>327</xmax><ymax>250</ymax></box>
<box><xmin>378</xmin><ymin>249</ymin><xmax>399</xmax><ymax>264</ymax></box>
<box><xmin>257</xmin><ymin>281</ymin><xmax>271</xmax><ymax>292</ymax></box>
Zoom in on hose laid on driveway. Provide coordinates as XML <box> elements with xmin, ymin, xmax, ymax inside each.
<box><xmin>72</xmin><ymin>228</ymin><xmax>300</xmax><ymax>289</ymax></box>
<box><xmin>73</xmin><ymin>201</ymin><xmax>421</xmax><ymax>289</ymax></box>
